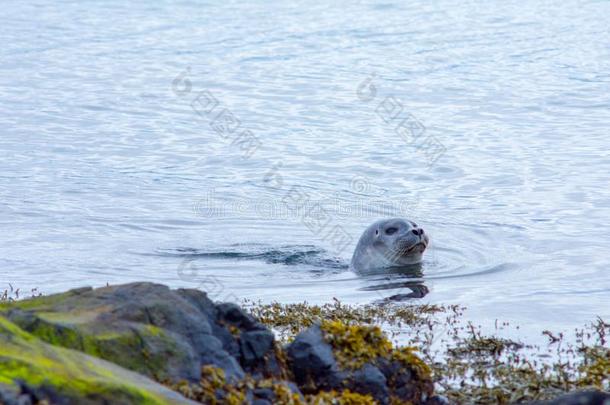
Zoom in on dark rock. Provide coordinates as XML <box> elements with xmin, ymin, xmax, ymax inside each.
<box><xmin>284</xmin><ymin>381</ymin><xmax>303</xmax><ymax>396</ymax></box>
<box><xmin>0</xmin><ymin>383</ymin><xmax>27</xmax><ymax>405</ymax></box>
<box><xmin>213</xmin><ymin>301</ymin><xmax>283</xmax><ymax>377</ymax></box>
<box><xmin>523</xmin><ymin>390</ymin><xmax>610</xmax><ymax>405</ymax></box>
<box><xmin>252</xmin><ymin>387</ymin><xmax>275</xmax><ymax>400</ymax></box>
<box><xmin>287</xmin><ymin>322</ymin><xmax>434</xmax><ymax>405</ymax></box>
<box><xmin>249</xmin><ymin>381</ymin><xmax>304</xmax><ymax>404</ymax></box>
<box><xmin>286</xmin><ymin>324</ymin><xmax>346</xmax><ymax>391</ymax></box>
<box><xmin>425</xmin><ymin>394</ymin><xmax>451</xmax><ymax>405</ymax></box>
<box><xmin>214</xmin><ymin>302</ymin><xmax>282</xmax><ymax>377</ymax></box>
<box><xmin>240</xmin><ymin>329</ymin><xmax>275</xmax><ymax>366</ymax></box>
<box><xmin>377</xmin><ymin>356</ymin><xmax>419</xmax><ymax>400</ymax></box>
<box><xmin>252</xmin><ymin>400</ymin><xmax>273</xmax><ymax>405</ymax></box>
<box><xmin>216</xmin><ymin>302</ymin><xmax>260</xmax><ymax>331</ymax></box>
<box><xmin>349</xmin><ymin>363</ymin><xmax>389</xmax><ymax>404</ymax></box>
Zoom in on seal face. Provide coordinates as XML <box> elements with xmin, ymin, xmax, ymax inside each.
<box><xmin>350</xmin><ymin>218</ymin><xmax>429</xmax><ymax>272</ymax></box>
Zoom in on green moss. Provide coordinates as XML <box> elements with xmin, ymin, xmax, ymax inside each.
<box><xmin>0</xmin><ymin>289</ymin><xmax>76</xmax><ymax>311</ymax></box>
<box><xmin>0</xmin><ymin>292</ymin><xmax>188</xmax><ymax>379</ymax></box>
<box><xmin>91</xmin><ymin>324</ymin><xmax>188</xmax><ymax>382</ymax></box>
<box><xmin>0</xmin><ymin>315</ymin><xmax>35</xmax><ymax>341</ymax></box>
<box><xmin>19</xmin><ymin>317</ymin><xmax>91</xmax><ymax>352</ymax></box>
<box><xmin>144</xmin><ymin>324</ymin><xmax>163</xmax><ymax>337</ymax></box>
<box><xmin>0</xmin><ymin>316</ymin><xmax>188</xmax><ymax>404</ymax></box>
<box><xmin>2</xmin><ymin>309</ymin><xmax>189</xmax><ymax>382</ymax></box>
<box><xmin>37</xmin><ymin>309</ymin><xmax>102</xmax><ymax>324</ymax></box>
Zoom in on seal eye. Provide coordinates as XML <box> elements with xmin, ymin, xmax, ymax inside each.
<box><xmin>385</xmin><ymin>227</ymin><xmax>398</xmax><ymax>235</ymax></box>
<box><xmin>375</xmin><ymin>230</ymin><xmax>379</xmax><ymax>236</ymax></box>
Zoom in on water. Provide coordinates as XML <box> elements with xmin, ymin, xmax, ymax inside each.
<box><xmin>1</xmin><ymin>0</ymin><xmax>609</xmax><ymax>338</ymax></box>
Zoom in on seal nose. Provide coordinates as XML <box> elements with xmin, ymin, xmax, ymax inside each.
<box><xmin>411</xmin><ymin>228</ymin><xmax>424</xmax><ymax>237</ymax></box>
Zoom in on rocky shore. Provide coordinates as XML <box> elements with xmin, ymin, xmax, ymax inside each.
<box><xmin>0</xmin><ymin>282</ymin><xmax>607</xmax><ymax>404</ymax></box>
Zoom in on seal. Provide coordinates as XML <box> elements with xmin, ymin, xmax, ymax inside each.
<box><xmin>350</xmin><ymin>218</ymin><xmax>429</xmax><ymax>272</ymax></box>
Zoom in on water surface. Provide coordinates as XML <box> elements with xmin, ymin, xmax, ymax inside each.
<box><xmin>1</xmin><ymin>0</ymin><xmax>609</xmax><ymax>337</ymax></box>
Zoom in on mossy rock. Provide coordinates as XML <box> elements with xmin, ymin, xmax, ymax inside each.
<box><xmin>1</xmin><ymin>284</ymin><xmax>204</xmax><ymax>383</ymax></box>
<box><xmin>0</xmin><ymin>283</ymin><xmax>284</xmax><ymax>385</ymax></box>
<box><xmin>0</xmin><ymin>315</ymin><xmax>196</xmax><ymax>404</ymax></box>
<box><xmin>5</xmin><ymin>308</ymin><xmax>197</xmax><ymax>382</ymax></box>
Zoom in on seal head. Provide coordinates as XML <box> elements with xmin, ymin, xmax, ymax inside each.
<box><xmin>350</xmin><ymin>218</ymin><xmax>429</xmax><ymax>272</ymax></box>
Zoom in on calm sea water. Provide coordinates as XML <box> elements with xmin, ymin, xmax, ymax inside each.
<box><xmin>1</xmin><ymin>0</ymin><xmax>609</xmax><ymax>337</ymax></box>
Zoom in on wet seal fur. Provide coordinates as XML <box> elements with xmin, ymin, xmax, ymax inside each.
<box><xmin>350</xmin><ymin>218</ymin><xmax>429</xmax><ymax>272</ymax></box>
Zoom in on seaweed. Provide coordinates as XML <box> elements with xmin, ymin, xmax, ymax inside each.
<box><xmin>246</xmin><ymin>300</ymin><xmax>609</xmax><ymax>404</ymax></box>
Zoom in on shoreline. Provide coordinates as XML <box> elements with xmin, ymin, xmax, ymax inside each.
<box><xmin>1</xmin><ymin>282</ymin><xmax>608</xmax><ymax>404</ymax></box>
